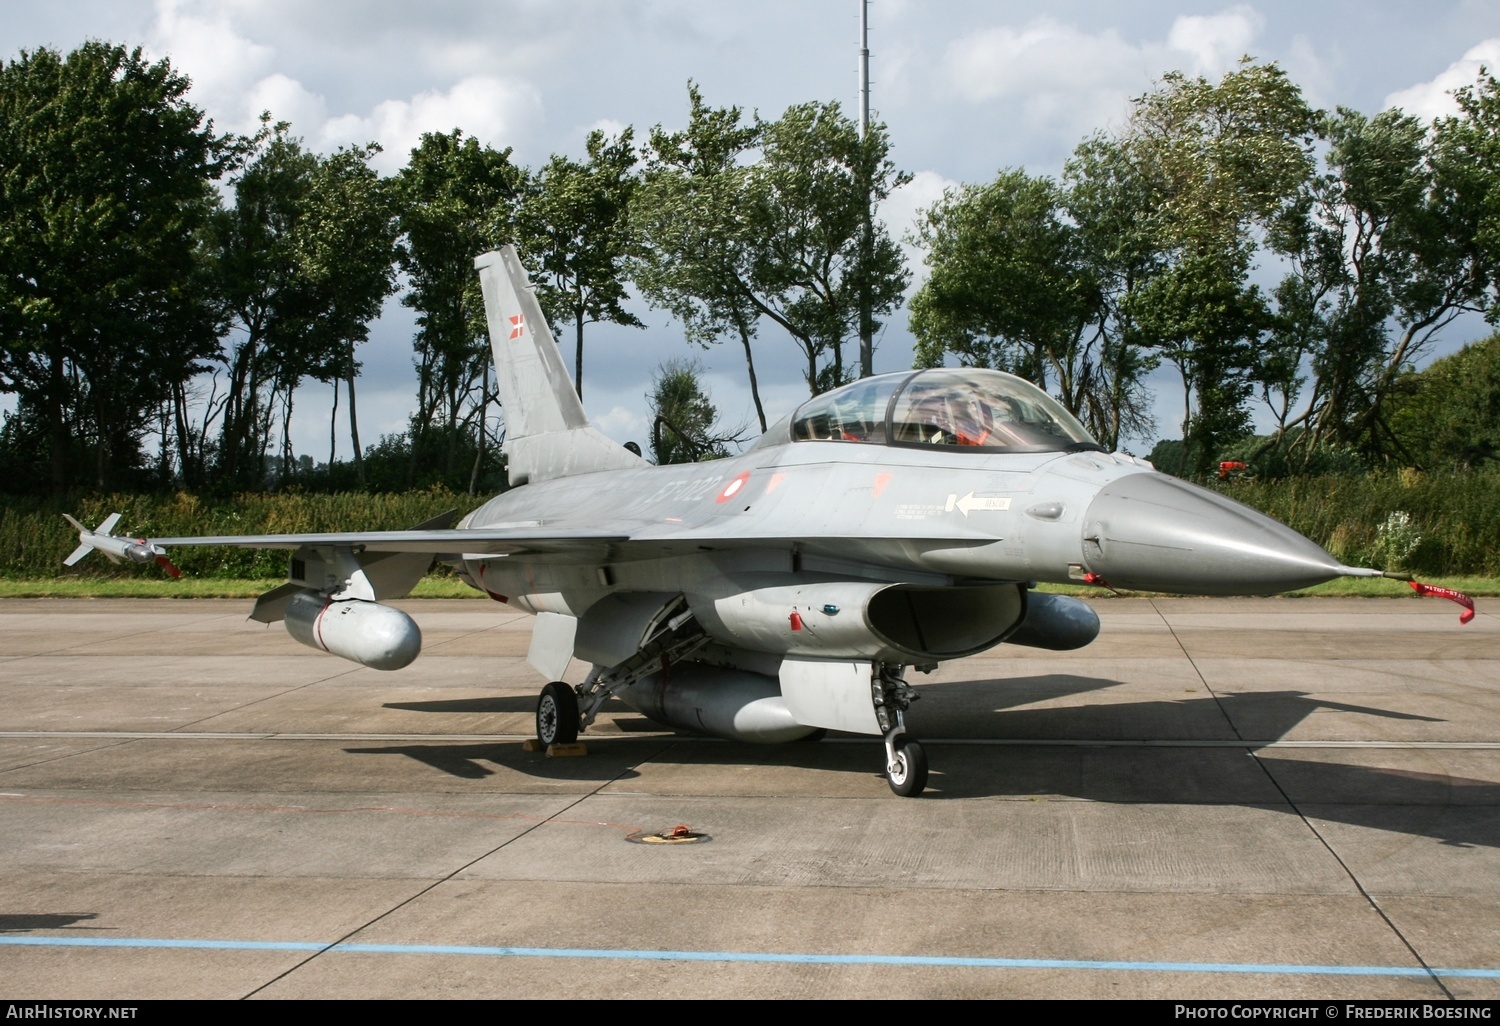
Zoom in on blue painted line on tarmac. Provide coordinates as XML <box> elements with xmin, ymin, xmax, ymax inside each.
<box><xmin>3</xmin><ymin>935</ymin><xmax>1497</xmax><ymax>978</ymax></box>
<box><xmin>1</xmin><ymin>936</ymin><xmax>325</xmax><ymax>952</ymax></box>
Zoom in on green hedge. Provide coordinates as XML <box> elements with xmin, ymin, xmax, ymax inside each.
<box><xmin>1216</xmin><ymin>470</ymin><xmax>1500</xmax><ymax>576</ymax></box>
<box><xmin>5</xmin><ymin>489</ymin><xmax>486</xmax><ymax>580</ymax></box>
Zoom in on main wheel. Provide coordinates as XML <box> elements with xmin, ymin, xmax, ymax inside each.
<box><xmin>886</xmin><ymin>738</ymin><xmax>928</xmax><ymax>797</ymax></box>
<box><xmin>536</xmin><ymin>681</ymin><xmax>579</xmax><ymax>745</ymax></box>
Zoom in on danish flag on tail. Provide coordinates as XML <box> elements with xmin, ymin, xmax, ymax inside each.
<box><xmin>509</xmin><ymin>314</ymin><xmax>525</xmax><ymax>340</ymax></box>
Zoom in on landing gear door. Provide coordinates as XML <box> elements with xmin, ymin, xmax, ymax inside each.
<box><xmin>574</xmin><ymin>592</ymin><xmax>681</xmax><ymax>668</ymax></box>
<box><xmin>528</xmin><ymin>611</ymin><xmax>577</xmax><ymax>680</ymax></box>
<box><xmin>779</xmin><ymin>658</ymin><xmax>880</xmax><ymax>735</ymax></box>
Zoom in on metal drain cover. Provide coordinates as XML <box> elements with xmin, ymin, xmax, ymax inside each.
<box><xmin>626</xmin><ymin>825</ymin><xmax>710</xmax><ymax>845</ymax></box>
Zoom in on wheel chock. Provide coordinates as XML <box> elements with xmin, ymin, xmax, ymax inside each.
<box><xmin>521</xmin><ymin>738</ymin><xmax>547</xmax><ymax>752</ymax></box>
<box><xmin>546</xmin><ymin>742</ymin><xmax>588</xmax><ymax>758</ymax></box>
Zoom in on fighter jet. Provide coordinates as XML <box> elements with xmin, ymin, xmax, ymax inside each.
<box><xmin>65</xmin><ymin>246</ymin><xmax>1470</xmax><ymax>796</ymax></box>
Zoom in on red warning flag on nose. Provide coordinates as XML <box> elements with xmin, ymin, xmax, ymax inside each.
<box><xmin>1409</xmin><ymin>580</ymin><xmax>1476</xmax><ymax>624</ymax></box>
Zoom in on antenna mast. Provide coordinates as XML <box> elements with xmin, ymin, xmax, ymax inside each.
<box><xmin>857</xmin><ymin>0</ymin><xmax>874</xmax><ymax>378</ymax></box>
<box><xmin>858</xmin><ymin>0</ymin><xmax>870</xmax><ymax>140</ymax></box>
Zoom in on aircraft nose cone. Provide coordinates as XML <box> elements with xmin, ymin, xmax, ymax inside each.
<box><xmin>1081</xmin><ymin>472</ymin><xmax>1344</xmax><ymax>595</ymax></box>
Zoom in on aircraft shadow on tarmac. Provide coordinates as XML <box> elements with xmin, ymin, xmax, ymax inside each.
<box><xmin>384</xmin><ymin>697</ymin><xmax>538</xmax><ymax>714</ymax></box>
<box><xmin>0</xmin><ymin>913</ymin><xmax>101</xmax><ymax>932</ymax></box>
<box><xmin>380</xmin><ymin>695</ymin><xmax>757</xmax><ymax>728</ymax></box>
<box><xmin>342</xmin><ymin>740</ymin><xmax>648</xmax><ymax>782</ymax></box>
<box><xmin>350</xmin><ymin>673</ymin><xmax>1500</xmax><ymax>849</ymax></box>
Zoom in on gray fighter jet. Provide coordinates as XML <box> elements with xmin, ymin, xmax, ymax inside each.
<box><xmin>66</xmin><ymin>246</ymin><xmax>1446</xmax><ymax>796</ymax></box>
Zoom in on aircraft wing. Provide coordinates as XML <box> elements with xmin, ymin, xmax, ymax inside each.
<box><xmin>146</xmin><ymin>526</ymin><xmax>630</xmax><ymax>557</ymax></box>
<box><xmin>142</xmin><ymin>525</ymin><xmax>1000</xmax><ymax>579</ymax></box>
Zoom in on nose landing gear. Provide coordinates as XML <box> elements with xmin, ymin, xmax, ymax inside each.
<box><xmin>874</xmin><ymin>664</ymin><xmax>927</xmax><ymax>796</ymax></box>
<box><xmin>885</xmin><ymin>734</ymin><xmax>928</xmax><ymax>796</ymax></box>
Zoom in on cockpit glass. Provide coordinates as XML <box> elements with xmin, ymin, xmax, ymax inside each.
<box><xmin>788</xmin><ymin>368</ymin><xmax>1101</xmax><ymax>454</ymax></box>
<box><xmin>889</xmin><ymin>369</ymin><xmax>1097</xmax><ymax>452</ymax></box>
<box><xmin>790</xmin><ymin>375</ymin><xmax>904</xmax><ymax>445</ymax></box>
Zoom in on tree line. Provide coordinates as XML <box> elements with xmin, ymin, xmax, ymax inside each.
<box><xmin>2</xmin><ymin>43</ymin><xmax>1498</xmax><ymax>501</ymax></box>
<box><xmin>912</xmin><ymin>60</ymin><xmax>1500</xmax><ymax>477</ymax></box>
<box><xmin>0</xmin><ymin>44</ymin><xmax>907</xmax><ymax>498</ymax></box>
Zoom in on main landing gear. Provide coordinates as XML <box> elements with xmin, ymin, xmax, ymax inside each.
<box><xmin>536</xmin><ymin>680</ymin><xmax>580</xmax><ymax>746</ymax></box>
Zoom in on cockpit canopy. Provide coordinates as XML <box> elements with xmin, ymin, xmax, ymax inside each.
<box><xmin>786</xmin><ymin>368</ymin><xmax>1102</xmax><ymax>454</ymax></box>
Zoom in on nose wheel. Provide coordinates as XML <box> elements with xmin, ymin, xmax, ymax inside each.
<box><xmin>885</xmin><ymin>735</ymin><xmax>928</xmax><ymax>797</ymax></box>
<box><xmin>536</xmin><ymin>681</ymin><xmax>580</xmax><ymax>745</ymax></box>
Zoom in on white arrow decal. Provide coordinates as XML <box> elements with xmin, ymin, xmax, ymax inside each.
<box><xmin>946</xmin><ymin>492</ymin><xmax>1012</xmax><ymax>518</ymax></box>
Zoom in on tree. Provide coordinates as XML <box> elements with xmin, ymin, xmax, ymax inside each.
<box><xmin>1387</xmin><ymin>333</ymin><xmax>1500</xmax><ymax>469</ymax></box>
<box><xmin>295</xmin><ymin>144</ymin><xmax>400</xmax><ymax>487</ymax></box>
<box><xmin>1065</xmin><ymin>61</ymin><xmax>1318</xmax><ymax>475</ymax></box>
<box><xmin>647</xmin><ymin>358</ymin><xmax>741</xmax><ymax>464</ymax></box>
<box><xmin>1265</xmin><ymin>93</ymin><xmax>1499</xmax><ymax>465</ymax></box>
<box><xmin>633</xmin><ymin>94</ymin><xmax>910</xmax><ymax>405</ymax></box>
<box><xmin>1438</xmin><ymin>73</ymin><xmax>1500</xmax><ymax>313</ymax></box>
<box><xmin>913</xmin><ymin>172</ymin><xmax>1090</xmax><ymax>382</ymax></box>
<box><xmin>516</xmin><ymin>128</ymin><xmax>642</xmax><ymax>399</ymax></box>
<box><xmin>1059</xmin><ymin>134</ymin><xmax>1168</xmax><ymax>451</ymax></box>
<box><xmin>0</xmin><ymin>42</ymin><xmax>232</xmax><ymax>496</ymax></box>
<box><xmin>910</xmin><ymin>169</ymin><xmax>1148</xmax><ymax>445</ymax></box>
<box><xmin>204</xmin><ymin>122</ymin><xmax>326</xmax><ymax>490</ymax></box>
<box><xmin>633</xmin><ymin>86</ymin><xmax>769</xmax><ymax>430</ymax></box>
<box><xmin>199</xmin><ymin>125</ymin><xmax>401</xmax><ymax>491</ymax></box>
<box><xmin>745</xmin><ymin>101</ymin><xmax>910</xmax><ymax>394</ymax></box>
<box><xmin>1122</xmin><ymin>247</ymin><xmax>1268</xmax><ymax>468</ymax></box>
<box><xmin>397</xmin><ymin>130</ymin><xmax>523</xmax><ymax>486</ymax></box>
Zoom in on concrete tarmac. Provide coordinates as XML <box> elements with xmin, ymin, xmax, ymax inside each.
<box><xmin>0</xmin><ymin>594</ymin><xmax>1496</xmax><ymax>1000</ymax></box>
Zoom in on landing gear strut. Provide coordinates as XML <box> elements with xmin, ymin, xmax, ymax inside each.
<box><xmin>536</xmin><ymin>680</ymin><xmax>580</xmax><ymax>745</ymax></box>
<box><xmin>873</xmin><ymin>664</ymin><xmax>927</xmax><ymax>797</ymax></box>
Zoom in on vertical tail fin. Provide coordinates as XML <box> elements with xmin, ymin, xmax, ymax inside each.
<box><xmin>475</xmin><ymin>246</ymin><xmax>646</xmax><ymax>486</ymax></box>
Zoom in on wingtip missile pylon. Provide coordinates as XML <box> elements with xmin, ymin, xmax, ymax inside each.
<box><xmin>62</xmin><ymin>514</ymin><xmax>181</xmax><ymax>578</ymax></box>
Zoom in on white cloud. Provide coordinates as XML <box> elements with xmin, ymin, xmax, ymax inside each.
<box><xmin>148</xmin><ymin>0</ymin><xmax>542</xmax><ymax>170</ymax></box>
<box><xmin>577</xmin><ymin>118</ymin><xmax>631</xmax><ymax>151</ymax></box>
<box><xmin>1166</xmin><ymin>6</ymin><xmax>1265</xmax><ymax>76</ymax></box>
<box><xmin>1280</xmin><ymin>33</ymin><xmax>1337</xmax><ymax>111</ymax></box>
<box><xmin>1385</xmin><ymin>39</ymin><xmax>1500</xmax><ymax>121</ymax></box>
<box><xmin>593</xmin><ymin>404</ymin><xmax>648</xmax><ymax>444</ymax></box>
<box><xmin>879</xmin><ymin>169</ymin><xmax>960</xmax><ymax>287</ymax></box>
<box><xmin>246</xmin><ymin>73</ymin><xmax>327</xmax><ymax>138</ymax></box>
<box><xmin>942</xmin><ymin>8</ymin><xmax>1269</xmax><ymax>147</ymax></box>
<box><xmin>147</xmin><ymin>0</ymin><xmax>275</xmax><ymax>132</ymax></box>
<box><xmin>946</xmin><ymin>19</ymin><xmax>1143</xmax><ymax>106</ymax></box>
<box><xmin>320</xmin><ymin>76</ymin><xmax>543</xmax><ymax>173</ymax></box>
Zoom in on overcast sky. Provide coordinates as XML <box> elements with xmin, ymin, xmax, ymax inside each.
<box><xmin>7</xmin><ymin>1</ymin><xmax>1500</xmax><ymax>459</ymax></box>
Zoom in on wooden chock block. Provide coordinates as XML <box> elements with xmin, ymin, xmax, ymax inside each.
<box><xmin>546</xmin><ymin>742</ymin><xmax>588</xmax><ymax>758</ymax></box>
